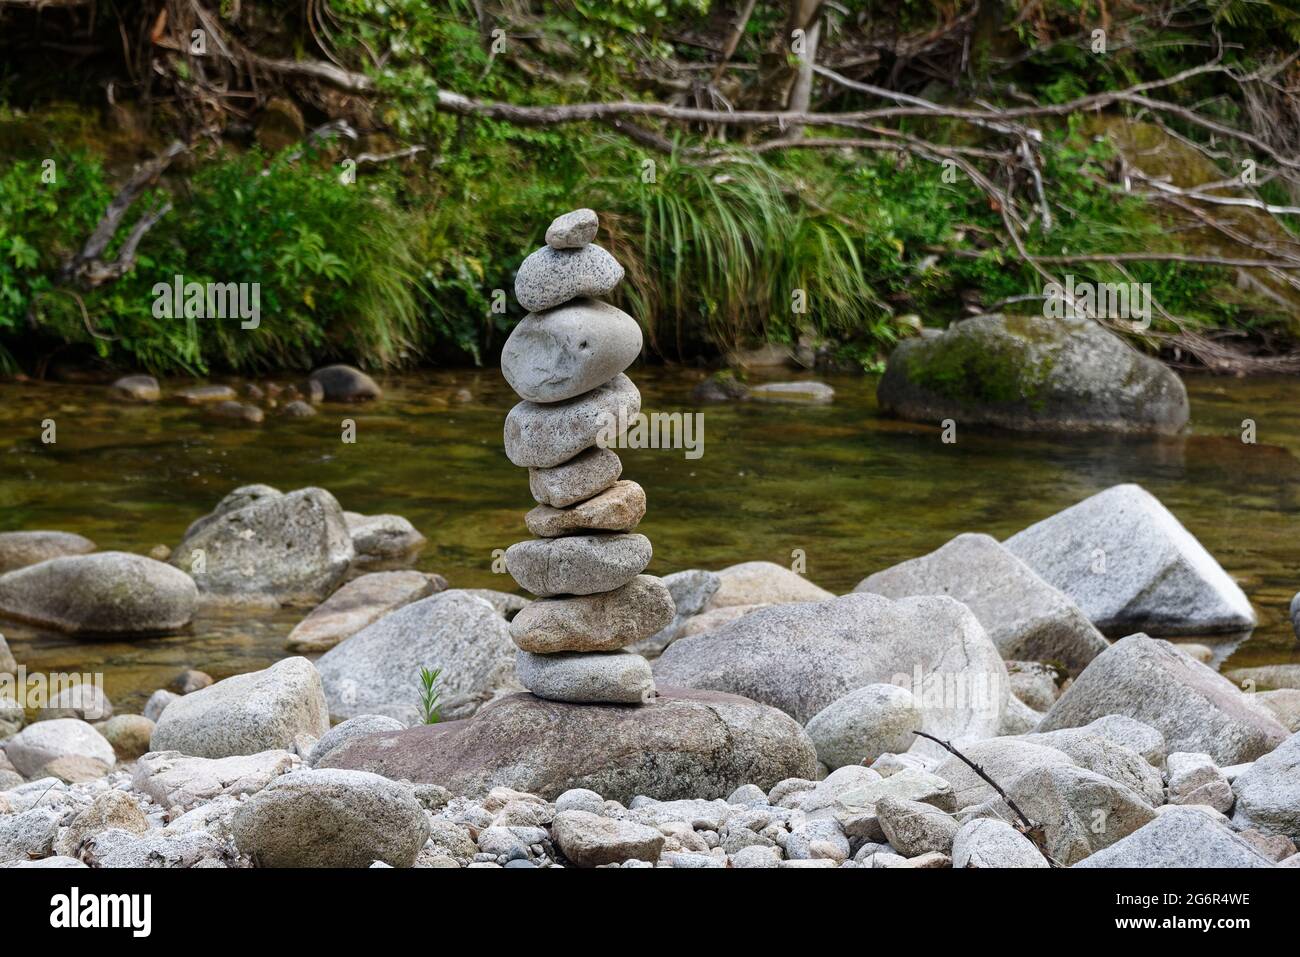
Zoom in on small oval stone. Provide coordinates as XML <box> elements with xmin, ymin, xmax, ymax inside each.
<box><xmin>505</xmin><ymin>533</ymin><xmax>652</xmax><ymax>597</ymax></box>
<box><xmin>502</xmin><ymin>299</ymin><xmax>643</xmax><ymax>403</ymax></box>
<box><xmin>525</xmin><ymin>480</ymin><xmax>646</xmax><ymax>537</ymax></box>
<box><xmin>529</xmin><ymin>448</ymin><xmax>622</xmax><ymax>508</ymax></box>
<box><xmin>504</xmin><ymin>374</ymin><xmax>640</xmax><ymax>468</ymax></box>
<box><xmin>546</xmin><ymin>208</ymin><xmax>599</xmax><ymax>249</ymax></box>
<box><xmin>514</xmin><ymin>244</ymin><xmax>625</xmax><ymax>313</ymax></box>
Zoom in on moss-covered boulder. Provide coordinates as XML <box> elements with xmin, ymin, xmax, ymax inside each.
<box><xmin>877</xmin><ymin>315</ymin><xmax>1188</xmax><ymax>435</ymax></box>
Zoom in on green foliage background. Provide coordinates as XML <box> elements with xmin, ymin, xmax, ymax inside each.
<box><xmin>0</xmin><ymin>0</ymin><xmax>1295</xmax><ymax>375</ymax></box>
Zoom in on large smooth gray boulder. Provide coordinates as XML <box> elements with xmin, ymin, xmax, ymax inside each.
<box><xmin>0</xmin><ymin>634</ymin><xmax>14</xmax><ymax>676</ymax></box>
<box><xmin>1004</xmin><ymin>484</ymin><xmax>1255</xmax><ymax>636</ymax></box>
<box><xmin>504</xmin><ymin>374</ymin><xmax>641</xmax><ymax>469</ymax></box>
<box><xmin>315</xmin><ymin>590</ymin><xmax>516</xmax><ymax>724</ymax></box>
<box><xmin>3</xmin><ymin>718</ymin><xmax>116</xmax><ymax>777</ymax></box>
<box><xmin>967</xmin><ymin>764</ymin><xmax>1157</xmax><ymax>865</ymax></box>
<box><xmin>0</xmin><ymin>552</ymin><xmax>196</xmax><ymax>636</ymax></box>
<box><xmin>514</xmin><ymin>243</ymin><xmax>625</xmax><ymax>313</ymax></box>
<box><xmin>1022</xmin><ymin>729</ymin><xmax>1165</xmax><ymax>806</ymax></box>
<box><xmin>506</xmin><ymin>533</ymin><xmax>651</xmax><ymax>597</ymax></box>
<box><xmin>653</xmin><ymin>593</ymin><xmax>1008</xmax><ymax>750</ymax></box>
<box><xmin>321</xmin><ymin>687</ymin><xmax>818</xmax><ymax>804</ymax></box>
<box><xmin>877</xmin><ymin>314</ymin><xmax>1189</xmax><ymax>435</ymax></box>
<box><xmin>1075</xmin><ymin>807</ymin><xmax>1276</xmax><ymax>867</ymax></box>
<box><xmin>502</xmin><ymin>299</ymin><xmax>643</xmax><ymax>403</ymax></box>
<box><xmin>150</xmin><ymin>657</ymin><xmax>329</xmax><ymax>759</ymax></box>
<box><xmin>1038</xmin><ymin>634</ymin><xmax>1287</xmax><ymax>765</ymax></box>
<box><xmin>233</xmin><ymin>768</ymin><xmax>428</xmax><ymax>867</ymax></box>
<box><xmin>171</xmin><ymin>487</ymin><xmax>354</xmax><ymax>606</ymax></box>
<box><xmin>1232</xmin><ymin>730</ymin><xmax>1300</xmax><ymax>841</ymax></box>
<box><xmin>937</xmin><ymin>737</ymin><xmax>1076</xmax><ymax>810</ymax></box>
<box><xmin>856</xmin><ymin>533</ymin><xmax>1108</xmax><ymax>673</ymax></box>
<box><xmin>0</xmin><ymin>531</ymin><xmax>95</xmax><ymax>574</ymax></box>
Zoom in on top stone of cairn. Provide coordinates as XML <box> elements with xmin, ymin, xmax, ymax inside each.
<box><xmin>546</xmin><ymin>208</ymin><xmax>599</xmax><ymax>249</ymax></box>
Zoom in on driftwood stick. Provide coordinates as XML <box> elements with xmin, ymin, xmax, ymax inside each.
<box><xmin>911</xmin><ymin>730</ymin><xmax>1037</xmax><ymax>833</ymax></box>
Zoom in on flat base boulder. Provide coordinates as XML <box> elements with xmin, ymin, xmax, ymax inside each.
<box><xmin>320</xmin><ymin>687</ymin><xmax>817</xmax><ymax>805</ymax></box>
<box><xmin>309</xmin><ymin>364</ymin><xmax>382</xmax><ymax>402</ymax></box>
<box><xmin>133</xmin><ymin>749</ymin><xmax>297</xmax><ymax>810</ymax></box>
<box><xmin>877</xmin><ymin>314</ymin><xmax>1189</xmax><ymax>435</ymax></box>
<box><xmin>1004</xmin><ymin>484</ymin><xmax>1255</xmax><ymax>636</ymax></box>
<box><xmin>0</xmin><ymin>552</ymin><xmax>196</xmax><ymax>636</ymax></box>
<box><xmin>1038</xmin><ymin>634</ymin><xmax>1286</xmax><ymax>765</ymax></box>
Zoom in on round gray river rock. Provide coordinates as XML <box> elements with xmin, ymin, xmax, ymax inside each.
<box><xmin>516</xmin><ymin>649</ymin><xmax>655</xmax><ymax>704</ymax></box>
<box><xmin>319</xmin><ymin>686</ymin><xmax>818</xmax><ymax>804</ymax></box>
<box><xmin>505</xmin><ymin>533</ymin><xmax>651</xmax><ymax>597</ymax></box>
<box><xmin>232</xmin><ymin>768</ymin><xmax>428</xmax><ymax>867</ymax></box>
<box><xmin>504</xmin><ymin>373</ymin><xmax>641</xmax><ymax>468</ymax></box>
<box><xmin>529</xmin><ymin>447</ymin><xmax>623</xmax><ymax>507</ymax></box>
<box><xmin>510</xmin><ymin>574</ymin><xmax>675</xmax><ymax>653</ymax></box>
<box><xmin>502</xmin><ymin>299</ymin><xmax>643</xmax><ymax>402</ymax></box>
<box><xmin>514</xmin><ymin>243</ymin><xmax>625</xmax><ymax>313</ymax></box>
<box><xmin>0</xmin><ymin>551</ymin><xmax>197</xmax><ymax>636</ymax></box>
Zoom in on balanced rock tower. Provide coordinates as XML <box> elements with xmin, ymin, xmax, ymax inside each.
<box><xmin>502</xmin><ymin>208</ymin><xmax>675</xmax><ymax>705</ymax></box>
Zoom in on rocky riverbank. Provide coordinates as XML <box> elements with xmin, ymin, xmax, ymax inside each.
<box><xmin>1</xmin><ymin>472</ymin><xmax>1299</xmax><ymax>867</ymax></box>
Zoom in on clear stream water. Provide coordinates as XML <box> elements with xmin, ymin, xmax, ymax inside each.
<box><xmin>2</xmin><ymin>367</ymin><xmax>1298</xmax><ymax>711</ymax></box>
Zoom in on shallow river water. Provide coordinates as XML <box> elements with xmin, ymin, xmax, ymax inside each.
<box><xmin>2</xmin><ymin>368</ymin><xmax>1298</xmax><ymax>711</ymax></box>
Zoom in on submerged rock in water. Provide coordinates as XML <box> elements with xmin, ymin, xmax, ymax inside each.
<box><xmin>877</xmin><ymin>314</ymin><xmax>1189</xmax><ymax>435</ymax></box>
<box><xmin>320</xmin><ymin>686</ymin><xmax>818</xmax><ymax>804</ymax></box>
<box><xmin>0</xmin><ymin>530</ymin><xmax>96</xmax><ymax>574</ymax></box>
<box><xmin>1004</xmin><ymin>483</ymin><xmax>1256</xmax><ymax>637</ymax></box>
<box><xmin>308</xmin><ymin>364</ymin><xmax>382</xmax><ymax>402</ymax></box>
<box><xmin>0</xmin><ymin>552</ymin><xmax>197</xmax><ymax>636</ymax></box>
<box><xmin>856</xmin><ymin>532</ymin><xmax>1109</xmax><ymax>673</ymax></box>
<box><xmin>654</xmin><ymin>593</ymin><xmax>1008</xmax><ymax>750</ymax></box>
<box><xmin>110</xmin><ymin>375</ymin><xmax>161</xmax><ymax>402</ymax></box>
<box><xmin>1038</xmin><ymin>634</ymin><xmax>1286</xmax><ymax>765</ymax></box>
<box><xmin>314</xmin><ymin>590</ymin><xmax>516</xmax><ymax>724</ymax></box>
<box><xmin>342</xmin><ymin>512</ymin><xmax>427</xmax><ymax>568</ymax></box>
<box><xmin>749</xmin><ymin>381</ymin><xmax>835</xmax><ymax>404</ymax></box>
<box><xmin>171</xmin><ymin>487</ymin><xmax>354</xmax><ymax>606</ymax></box>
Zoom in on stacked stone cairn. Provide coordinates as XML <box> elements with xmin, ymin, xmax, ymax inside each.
<box><xmin>502</xmin><ymin>209</ymin><xmax>676</xmax><ymax>705</ymax></box>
